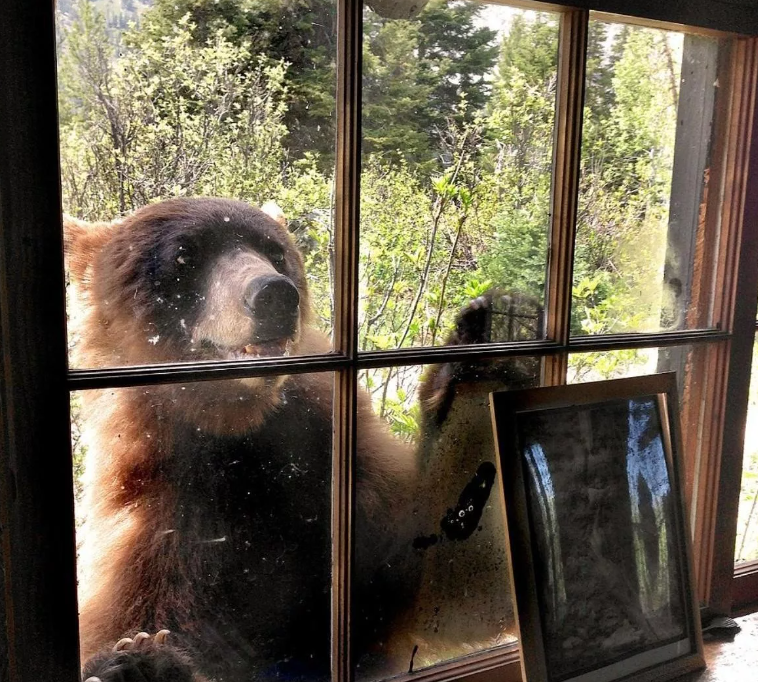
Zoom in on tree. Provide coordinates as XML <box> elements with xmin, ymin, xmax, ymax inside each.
<box><xmin>362</xmin><ymin>0</ymin><xmax>498</xmax><ymax>167</ymax></box>
<box><xmin>361</xmin><ymin>14</ymin><xmax>433</xmax><ymax>164</ymax></box>
<box><xmin>58</xmin><ymin>1</ymin><xmax>288</xmax><ymax>219</ymax></box>
<box><xmin>135</xmin><ymin>0</ymin><xmax>338</xmax><ymax>159</ymax></box>
<box><xmin>571</xmin><ymin>25</ymin><xmax>682</xmax><ymax>379</ymax></box>
<box><xmin>471</xmin><ymin>13</ymin><xmax>559</xmax><ymax>301</ymax></box>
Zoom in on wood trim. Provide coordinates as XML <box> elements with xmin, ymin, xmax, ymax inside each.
<box><xmin>542</xmin><ymin>8</ymin><xmax>588</xmax><ymax>386</ymax></box>
<box><xmin>733</xmin><ymin>561</ymin><xmax>758</xmax><ymax>613</ymax></box>
<box><xmin>687</xmin><ymin>341</ymin><xmax>738</xmax><ymax>607</ymax></box>
<box><xmin>589</xmin><ymin>11</ymin><xmax>732</xmax><ymax>39</ymax></box>
<box><xmin>390</xmin><ymin>647</ymin><xmax>522</xmax><ymax>682</ymax></box>
<box><xmin>0</xmin><ymin>3</ymin><xmax>80</xmax><ymax>681</ymax></box>
<box><xmin>494</xmin><ymin>2</ymin><xmax>751</xmax><ymax>37</ymax></box>
<box><xmin>491</xmin><ymin>374</ymin><xmax>705</xmax><ymax>682</ymax></box>
<box><xmin>700</xmin><ymin>37</ymin><xmax>758</xmax><ymax>614</ymax></box>
<box><xmin>506</xmin><ymin>0</ymin><xmax>758</xmax><ymax>37</ymax></box>
<box><xmin>678</xmin><ymin>39</ymin><xmax>734</xmax><ymax>601</ymax></box>
<box><xmin>332</xmin><ymin>0</ymin><xmax>362</xmax><ymax>679</ymax></box>
<box><xmin>64</xmin><ymin>329</ymin><xmax>731</xmax><ymax>390</ymax></box>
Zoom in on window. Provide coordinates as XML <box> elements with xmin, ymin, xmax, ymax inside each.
<box><xmin>2</xmin><ymin>2</ymin><xmax>758</xmax><ymax>682</ymax></box>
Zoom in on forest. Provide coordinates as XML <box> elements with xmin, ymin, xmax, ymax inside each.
<box><xmin>57</xmin><ymin>0</ymin><xmax>683</xmax><ymax>392</ymax></box>
<box><xmin>55</xmin><ymin>0</ymin><xmax>757</xmax><ymax>562</ymax></box>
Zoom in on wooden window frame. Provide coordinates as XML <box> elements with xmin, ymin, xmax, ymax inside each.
<box><xmin>2</xmin><ymin>1</ymin><xmax>758</xmax><ymax>681</ymax></box>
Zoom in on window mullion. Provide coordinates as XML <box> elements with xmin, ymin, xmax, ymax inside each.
<box><xmin>543</xmin><ymin>8</ymin><xmax>588</xmax><ymax>386</ymax></box>
<box><xmin>332</xmin><ymin>0</ymin><xmax>362</xmax><ymax>680</ymax></box>
<box><xmin>0</xmin><ymin>2</ymin><xmax>80</xmax><ymax>681</ymax></box>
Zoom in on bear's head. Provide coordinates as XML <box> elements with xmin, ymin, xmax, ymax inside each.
<box><xmin>65</xmin><ymin>196</ymin><xmax>311</xmax><ymax>370</ymax></box>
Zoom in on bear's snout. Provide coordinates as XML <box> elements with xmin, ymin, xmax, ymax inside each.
<box><xmin>245</xmin><ymin>274</ymin><xmax>300</xmax><ymax>342</ymax></box>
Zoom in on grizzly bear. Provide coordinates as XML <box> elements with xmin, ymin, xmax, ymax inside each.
<box><xmin>66</xmin><ymin>197</ymin><xmax>541</xmax><ymax>682</ymax></box>
<box><xmin>66</xmin><ymin>198</ymin><xmax>421</xmax><ymax>682</ymax></box>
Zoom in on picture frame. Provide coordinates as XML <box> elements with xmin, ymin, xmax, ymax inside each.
<box><xmin>490</xmin><ymin>373</ymin><xmax>704</xmax><ymax>682</ymax></box>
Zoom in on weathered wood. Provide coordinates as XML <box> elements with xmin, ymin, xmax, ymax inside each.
<box><xmin>0</xmin><ymin>2</ymin><xmax>80</xmax><ymax>682</ymax></box>
<box><xmin>708</xmin><ymin>36</ymin><xmax>758</xmax><ymax>613</ymax></box>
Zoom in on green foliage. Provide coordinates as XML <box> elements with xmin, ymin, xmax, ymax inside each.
<box><xmin>362</xmin><ymin>0</ymin><xmax>498</xmax><ymax>168</ymax></box>
<box><xmin>134</xmin><ymin>0</ymin><xmax>337</xmax><ymax>158</ymax></box>
<box><xmin>362</xmin><ymin>16</ymin><xmax>433</xmax><ymax>164</ymax></box>
<box><xmin>57</xmin><ymin>4</ymin><xmax>689</xmax><ymax>434</ymax></box>
<box><xmin>59</xmin><ymin>1</ymin><xmax>288</xmax><ymax>219</ymax></box>
<box><xmin>573</xmin><ymin>27</ymin><xmax>681</xmax><ymax>340</ymax></box>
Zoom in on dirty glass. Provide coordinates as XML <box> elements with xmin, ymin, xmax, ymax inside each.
<box><xmin>57</xmin><ymin>0</ymin><xmax>337</xmax><ymax>367</ymax></box>
<box><xmin>71</xmin><ymin>373</ymin><xmax>333</xmax><ymax>681</ymax></box>
<box><xmin>573</xmin><ymin>19</ymin><xmax>721</xmax><ymax>335</ymax></box>
<box><xmin>359</xmin><ymin>2</ymin><xmax>557</xmax><ymax>351</ymax></box>
<box><xmin>354</xmin><ymin>354</ymin><xmax>540</xmax><ymax>680</ymax></box>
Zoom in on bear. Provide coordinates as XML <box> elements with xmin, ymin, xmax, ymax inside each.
<box><xmin>66</xmin><ymin>197</ymin><xmax>543</xmax><ymax>682</ymax></box>
<box><xmin>66</xmin><ymin>197</ymin><xmax>421</xmax><ymax>682</ymax></box>
<box><xmin>408</xmin><ymin>292</ymin><xmax>542</xmax><ymax>658</ymax></box>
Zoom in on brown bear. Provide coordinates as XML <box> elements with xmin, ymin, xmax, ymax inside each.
<box><xmin>66</xmin><ymin>197</ymin><xmax>541</xmax><ymax>682</ymax></box>
<box><xmin>66</xmin><ymin>197</ymin><xmax>420</xmax><ymax>682</ymax></box>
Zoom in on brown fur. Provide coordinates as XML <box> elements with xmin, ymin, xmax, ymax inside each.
<box><xmin>68</xmin><ymin>198</ymin><xmax>417</xmax><ymax>682</ymax></box>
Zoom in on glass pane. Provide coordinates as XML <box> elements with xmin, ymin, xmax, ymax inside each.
<box><xmin>568</xmin><ymin>345</ymin><xmax>693</xmax><ymax>385</ymax></box>
<box><xmin>736</xmin><ymin>337</ymin><xmax>758</xmax><ymax>564</ymax></box>
<box><xmin>57</xmin><ymin>0</ymin><xmax>336</xmax><ymax>367</ymax></box>
<box><xmin>573</xmin><ymin>19</ymin><xmax>721</xmax><ymax>335</ymax></box>
<box><xmin>360</xmin><ymin>3</ymin><xmax>558</xmax><ymax>350</ymax></box>
<box><xmin>516</xmin><ymin>397</ymin><xmax>689</xmax><ymax>681</ymax></box>
<box><xmin>72</xmin><ymin>373</ymin><xmax>333</xmax><ymax>681</ymax></box>
<box><xmin>355</xmin><ymin>352</ymin><xmax>540</xmax><ymax>679</ymax></box>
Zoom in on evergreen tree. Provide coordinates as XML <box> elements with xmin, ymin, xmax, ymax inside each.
<box><xmin>362</xmin><ymin>0</ymin><xmax>497</xmax><ymax>167</ymax></box>
<box><xmin>473</xmin><ymin>13</ymin><xmax>558</xmax><ymax>299</ymax></box>
<box><xmin>136</xmin><ymin>0</ymin><xmax>338</xmax><ymax>158</ymax></box>
<box><xmin>415</xmin><ymin>0</ymin><xmax>497</xmax><ymax>132</ymax></box>
<box><xmin>361</xmin><ymin>15</ymin><xmax>433</xmax><ymax>164</ymax></box>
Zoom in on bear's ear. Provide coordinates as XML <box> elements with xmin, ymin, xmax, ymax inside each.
<box><xmin>260</xmin><ymin>201</ymin><xmax>286</xmax><ymax>227</ymax></box>
<box><xmin>63</xmin><ymin>215</ymin><xmax>115</xmax><ymax>283</ymax></box>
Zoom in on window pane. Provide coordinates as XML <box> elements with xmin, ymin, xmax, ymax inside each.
<box><xmin>360</xmin><ymin>3</ymin><xmax>558</xmax><ymax>351</ymax></box>
<box><xmin>57</xmin><ymin>1</ymin><xmax>336</xmax><ymax>368</ymax></box>
<box><xmin>736</xmin><ymin>337</ymin><xmax>758</xmax><ymax>564</ymax></box>
<box><xmin>355</xmin><ymin>355</ymin><xmax>540</xmax><ymax>679</ymax></box>
<box><xmin>568</xmin><ymin>345</ymin><xmax>694</xmax><ymax>385</ymax></box>
<box><xmin>573</xmin><ymin>19</ymin><xmax>721</xmax><ymax>335</ymax></box>
<box><xmin>72</xmin><ymin>373</ymin><xmax>333</xmax><ymax>681</ymax></box>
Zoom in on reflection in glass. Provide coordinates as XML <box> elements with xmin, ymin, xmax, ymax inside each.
<box><xmin>573</xmin><ymin>20</ymin><xmax>720</xmax><ymax>335</ymax></box>
<box><xmin>736</xmin><ymin>337</ymin><xmax>758</xmax><ymax>563</ymax></box>
<box><xmin>72</xmin><ymin>373</ymin><xmax>334</xmax><ymax>681</ymax></box>
<box><xmin>360</xmin><ymin>3</ymin><xmax>558</xmax><ymax>350</ymax></box>
<box><xmin>355</xmin><ymin>354</ymin><xmax>540</xmax><ymax>680</ymax></box>
<box><xmin>517</xmin><ymin>398</ymin><xmax>688</xmax><ymax>681</ymax></box>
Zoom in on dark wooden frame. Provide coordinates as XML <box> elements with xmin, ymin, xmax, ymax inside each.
<box><xmin>2</xmin><ymin>2</ymin><xmax>758</xmax><ymax>682</ymax></box>
<box><xmin>490</xmin><ymin>373</ymin><xmax>705</xmax><ymax>682</ymax></box>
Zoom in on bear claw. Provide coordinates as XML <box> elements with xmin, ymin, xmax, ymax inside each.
<box><xmin>114</xmin><ymin>629</ymin><xmax>170</xmax><ymax>652</ymax></box>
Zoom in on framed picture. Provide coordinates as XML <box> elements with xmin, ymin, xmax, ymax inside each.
<box><xmin>490</xmin><ymin>373</ymin><xmax>704</xmax><ymax>682</ymax></box>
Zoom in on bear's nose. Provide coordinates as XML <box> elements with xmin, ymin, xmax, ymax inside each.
<box><xmin>245</xmin><ymin>275</ymin><xmax>300</xmax><ymax>322</ymax></box>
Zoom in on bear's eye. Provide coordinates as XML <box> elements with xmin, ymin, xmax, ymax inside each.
<box><xmin>266</xmin><ymin>246</ymin><xmax>286</xmax><ymax>271</ymax></box>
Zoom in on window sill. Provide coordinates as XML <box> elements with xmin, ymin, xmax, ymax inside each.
<box><xmin>676</xmin><ymin>611</ymin><xmax>758</xmax><ymax>681</ymax></box>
